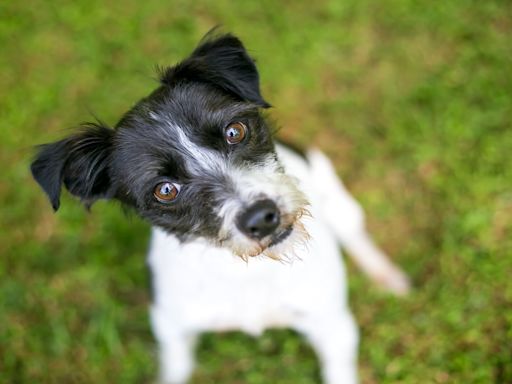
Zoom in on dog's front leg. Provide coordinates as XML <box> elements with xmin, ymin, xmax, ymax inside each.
<box><xmin>151</xmin><ymin>306</ymin><xmax>198</xmax><ymax>384</ymax></box>
<box><xmin>296</xmin><ymin>311</ymin><xmax>359</xmax><ymax>384</ymax></box>
<box><xmin>158</xmin><ymin>334</ymin><xmax>197</xmax><ymax>384</ymax></box>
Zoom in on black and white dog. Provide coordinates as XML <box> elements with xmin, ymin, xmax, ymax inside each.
<box><xmin>31</xmin><ymin>33</ymin><xmax>409</xmax><ymax>384</ymax></box>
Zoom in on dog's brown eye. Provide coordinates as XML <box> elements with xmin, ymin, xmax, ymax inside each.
<box><xmin>154</xmin><ymin>182</ymin><xmax>180</xmax><ymax>203</ymax></box>
<box><xmin>224</xmin><ymin>122</ymin><xmax>246</xmax><ymax>144</ymax></box>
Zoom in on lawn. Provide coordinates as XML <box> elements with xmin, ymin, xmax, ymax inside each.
<box><xmin>1</xmin><ymin>1</ymin><xmax>511</xmax><ymax>383</ymax></box>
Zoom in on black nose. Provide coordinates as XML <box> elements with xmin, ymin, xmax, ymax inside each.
<box><xmin>237</xmin><ymin>199</ymin><xmax>281</xmax><ymax>240</ymax></box>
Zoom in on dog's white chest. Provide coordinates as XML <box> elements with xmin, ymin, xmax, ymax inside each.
<box><xmin>149</xmin><ymin>214</ymin><xmax>345</xmax><ymax>336</ymax></box>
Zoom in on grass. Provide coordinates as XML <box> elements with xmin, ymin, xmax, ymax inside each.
<box><xmin>1</xmin><ymin>1</ymin><xmax>511</xmax><ymax>383</ymax></box>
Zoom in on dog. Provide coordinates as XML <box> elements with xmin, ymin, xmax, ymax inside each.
<box><xmin>31</xmin><ymin>32</ymin><xmax>410</xmax><ymax>384</ymax></box>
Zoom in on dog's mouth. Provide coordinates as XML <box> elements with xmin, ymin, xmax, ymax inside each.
<box><xmin>219</xmin><ymin>203</ymin><xmax>311</xmax><ymax>261</ymax></box>
<box><xmin>269</xmin><ymin>225</ymin><xmax>293</xmax><ymax>247</ymax></box>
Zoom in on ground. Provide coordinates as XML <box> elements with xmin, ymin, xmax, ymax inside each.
<box><xmin>1</xmin><ymin>1</ymin><xmax>511</xmax><ymax>383</ymax></box>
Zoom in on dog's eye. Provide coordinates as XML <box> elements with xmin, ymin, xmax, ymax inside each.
<box><xmin>154</xmin><ymin>182</ymin><xmax>180</xmax><ymax>203</ymax></box>
<box><xmin>224</xmin><ymin>122</ymin><xmax>247</xmax><ymax>144</ymax></box>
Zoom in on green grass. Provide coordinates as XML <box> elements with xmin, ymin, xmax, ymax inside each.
<box><xmin>1</xmin><ymin>1</ymin><xmax>511</xmax><ymax>383</ymax></box>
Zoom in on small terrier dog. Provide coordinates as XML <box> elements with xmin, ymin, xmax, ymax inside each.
<box><xmin>31</xmin><ymin>32</ymin><xmax>409</xmax><ymax>384</ymax></box>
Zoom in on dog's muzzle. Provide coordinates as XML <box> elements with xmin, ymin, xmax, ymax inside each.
<box><xmin>236</xmin><ymin>199</ymin><xmax>280</xmax><ymax>240</ymax></box>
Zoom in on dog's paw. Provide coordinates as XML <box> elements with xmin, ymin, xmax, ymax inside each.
<box><xmin>374</xmin><ymin>265</ymin><xmax>411</xmax><ymax>296</ymax></box>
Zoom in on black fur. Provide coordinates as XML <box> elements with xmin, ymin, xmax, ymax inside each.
<box><xmin>31</xmin><ymin>123</ymin><xmax>114</xmax><ymax>210</ymax></box>
<box><xmin>159</xmin><ymin>33</ymin><xmax>271</xmax><ymax>108</ymax></box>
<box><xmin>31</xmin><ymin>33</ymin><xmax>278</xmax><ymax>242</ymax></box>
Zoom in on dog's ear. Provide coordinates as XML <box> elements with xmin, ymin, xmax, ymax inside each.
<box><xmin>160</xmin><ymin>33</ymin><xmax>271</xmax><ymax>108</ymax></box>
<box><xmin>31</xmin><ymin>124</ymin><xmax>115</xmax><ymax>211</ymax></box>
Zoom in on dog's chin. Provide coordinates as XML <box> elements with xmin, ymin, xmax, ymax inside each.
<box><xmin>262</xmin><ymin>219</ymin><xmax>311</xmax><ymax>261</ymax></box>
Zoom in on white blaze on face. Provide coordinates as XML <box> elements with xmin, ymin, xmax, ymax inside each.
<box><xmin>149</xmin><ymin>113</ymin><xmax>227</xmax><ymax>176</ymax></box>
<box><xmin>174</xmin><ymin>124</ymin><xmax>227</xmax><ymax>175</ymax></box>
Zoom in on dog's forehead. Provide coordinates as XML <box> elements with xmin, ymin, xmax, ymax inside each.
<box><xmin>119</xmin><ymin>84</ymin><xmax>261</xmax><ymax>145</ymax></box>
<box><xmin>148</xmin><ymin>83</ymin><xmax>260</xmax><ymax>127</ymax></box>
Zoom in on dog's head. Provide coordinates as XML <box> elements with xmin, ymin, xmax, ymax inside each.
<box><xmin>31</xmin><ymin>33</ymin><xmax>309</xmax><ymax>259</ymax></box>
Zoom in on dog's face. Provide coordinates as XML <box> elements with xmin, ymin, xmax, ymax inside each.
<box><xmin>31</xmin><ymin>34</ymin><xmax>308</xmax><ymax>259</ymax></box>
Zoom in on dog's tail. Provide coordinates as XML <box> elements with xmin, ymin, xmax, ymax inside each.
<box><xmin>307</xmin><ymin>149</ymin><xmax>410</xmax><ymax>295</ymax></box>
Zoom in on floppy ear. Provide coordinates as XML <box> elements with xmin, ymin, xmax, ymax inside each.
<box><xmin>160</xmin><ymin>33</ymin><xmax>271</xmax><ymax>108</ymax></box>
<box><xmin>31</xmin><ymin>124</ymin><xmax>114</xmax><ymax>211</ymax></box>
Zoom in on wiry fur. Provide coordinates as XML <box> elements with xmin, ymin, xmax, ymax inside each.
<box><xmin>31</xmin><ymin>32</ymin><xmax>410</xmax><ymax>384</ymax></box>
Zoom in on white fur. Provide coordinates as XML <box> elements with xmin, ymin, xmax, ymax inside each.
<box><xmin>148</xmin><ymin>144</ymin><xmax>409</xmax><ymax>384</ymax></box>
<box><xmin>174</xmin><ymin>126</ymin><xmax>225</xmax><ymax>175</ymax></box>
<box><xmin>149</xmin><ymin>114</ymin><xmax>229</xmax><ymax>176</ymax></box>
